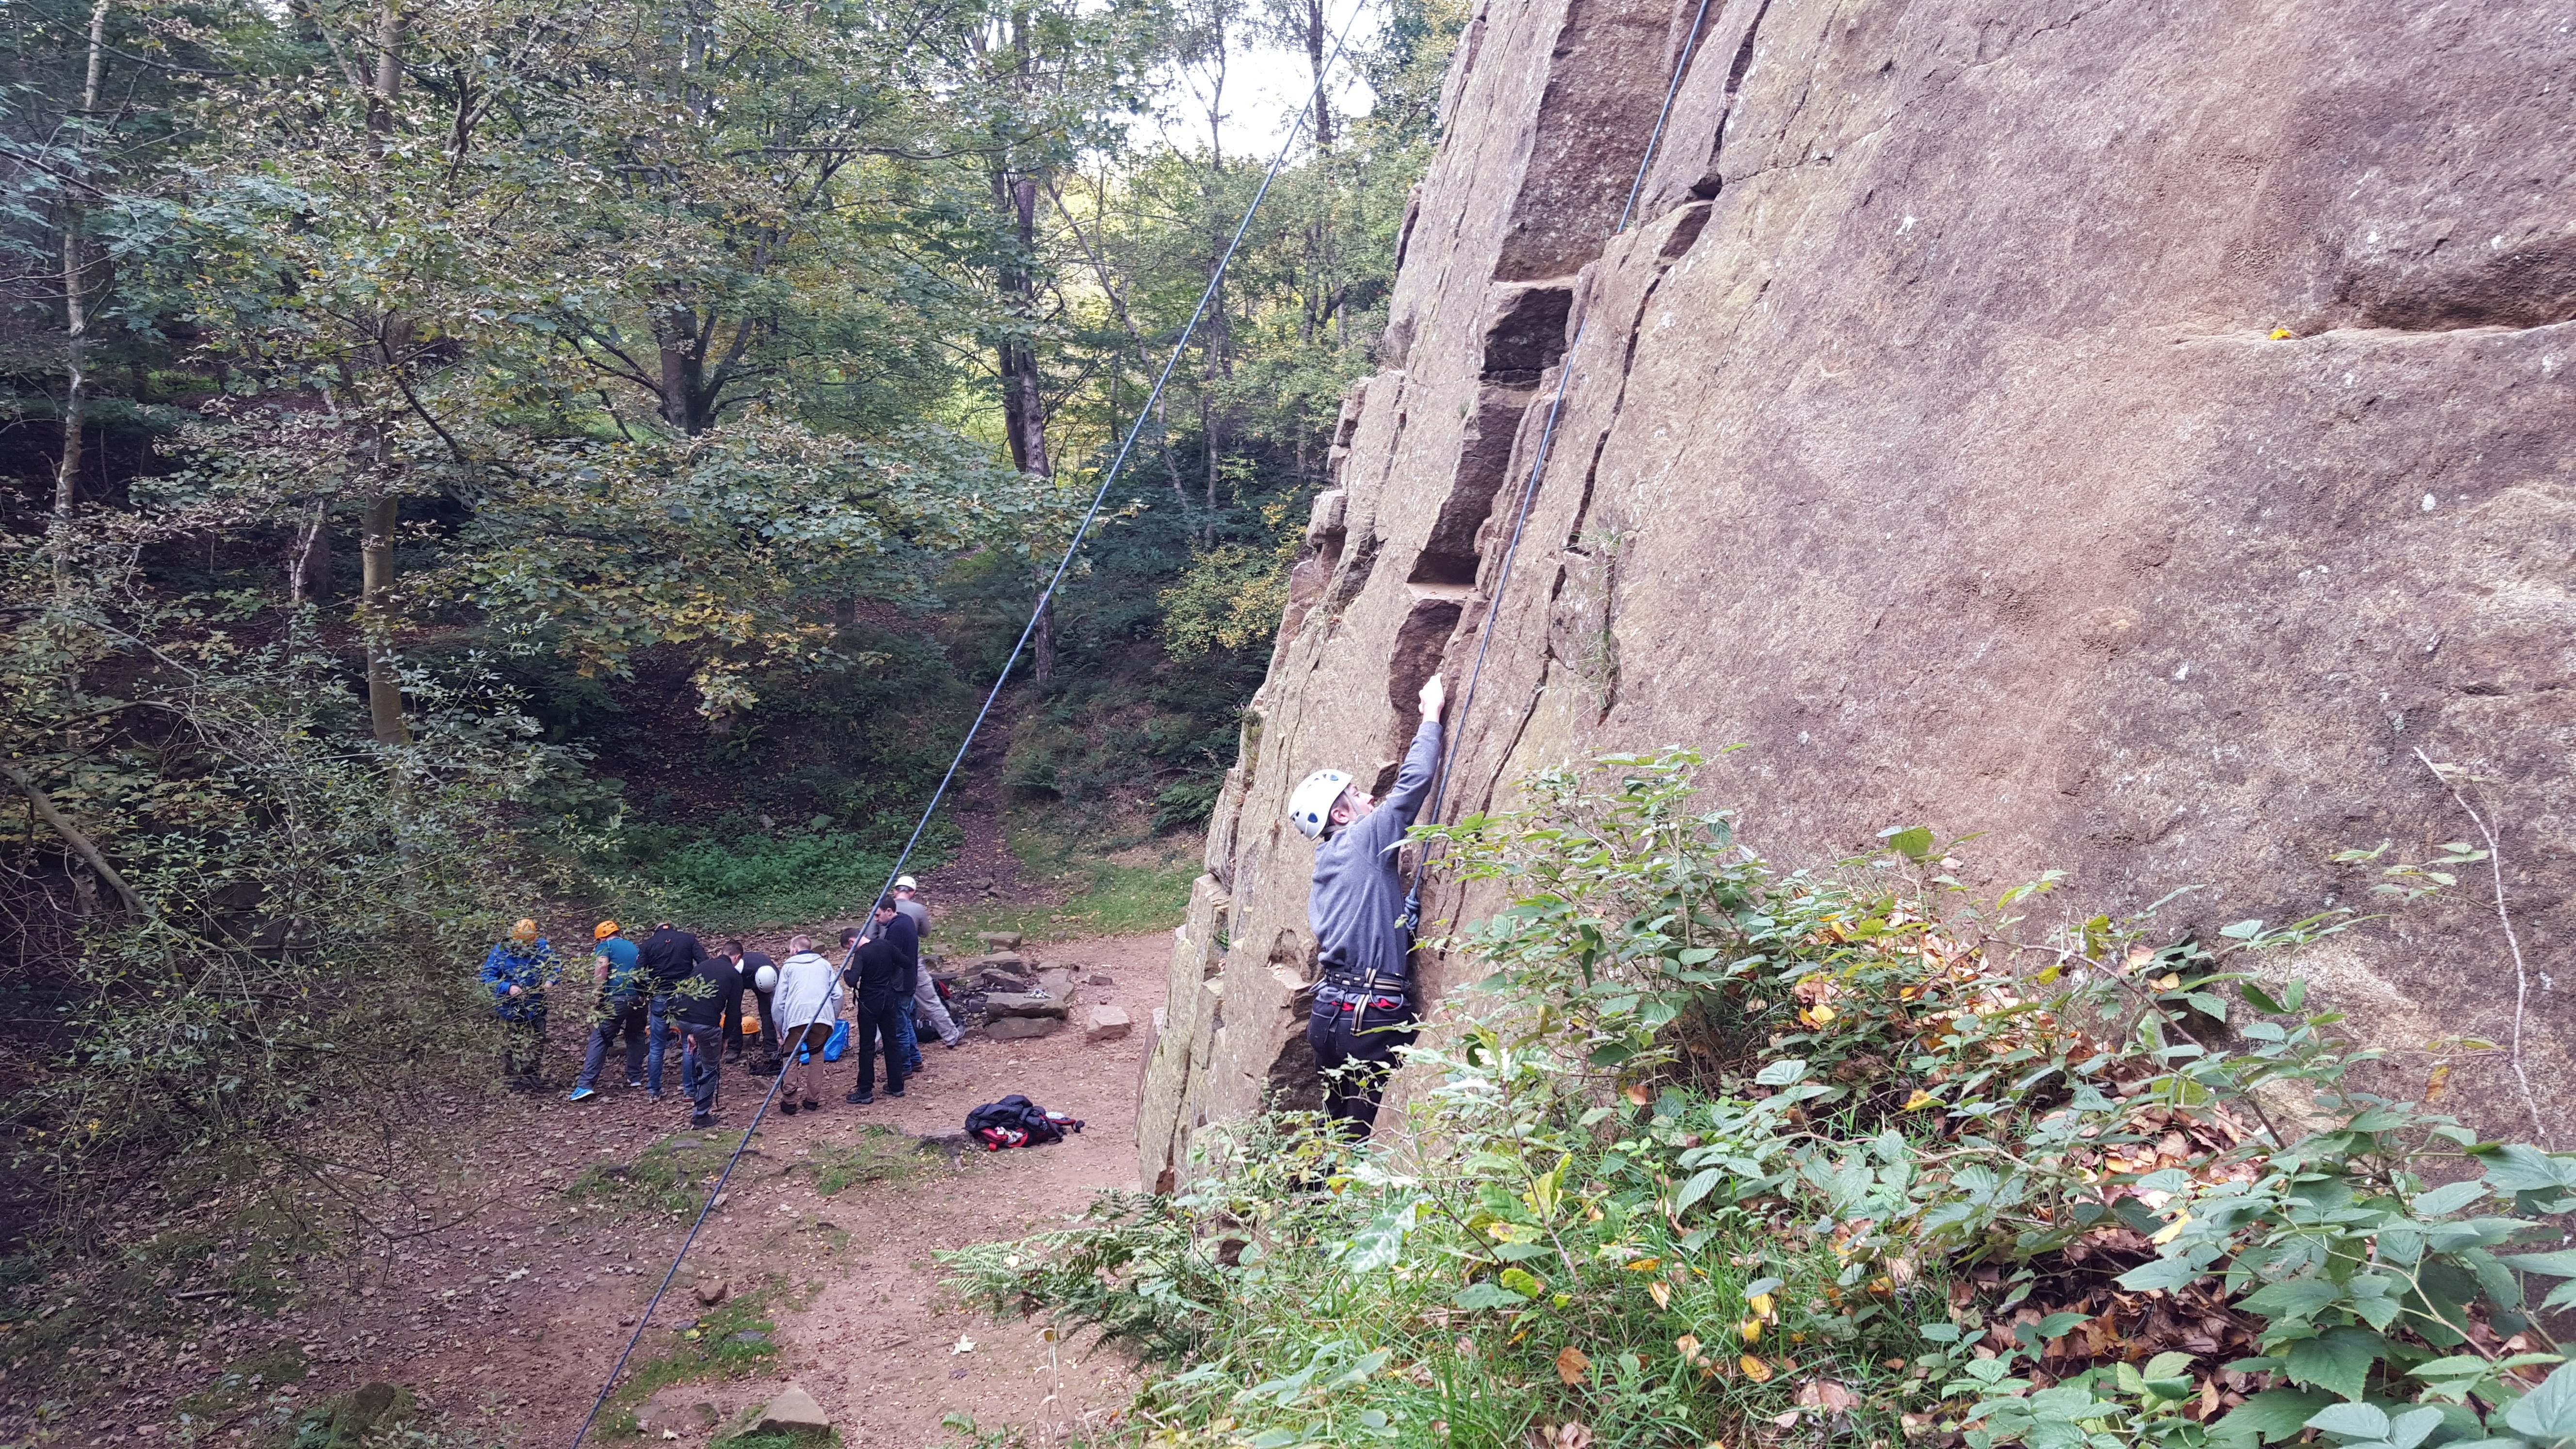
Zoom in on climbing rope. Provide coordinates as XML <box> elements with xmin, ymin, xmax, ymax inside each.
<box><xmin>1403</xmin><ymin>0</ymin><xmax>1722</xmax><ymax>930</ymax></box>
<box><xmin>565</xmin><ymin>12</ymin><xmax>1370</xmax><ymax>1445</ymax></box>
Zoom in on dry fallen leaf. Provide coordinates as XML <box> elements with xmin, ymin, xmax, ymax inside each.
<box><xmin>1796</xmin><ymin>1380</ymin><xmax>1862</xmax><ymax>1411</ymax></box>
<box><xmin>1556</xmin><ymin>1345</ymin><xmax>1591</xmax><ymax>1386</ymax></box>
<box><xmin>1556</xmin><ymin>1422</ymin><xmax>1594</xmax><ymax>1449</ymax></box>
<box><xmin>1624</xmin><ymin>1083</ymin><xmax>1651</xmax><ymax>1107</ymax></box>
<box><xmin>1774</xmin><ymin>1412</ymin><xmax>1801</xmax><ymax>1428</ymax></box>
<box><xmin>1740</xmin><ymin>1353</ymin><xmax>1773</xmax><ymax>1383</ymax></box>
<box><xmin>1649</xmin><ymin>1281</ymin><xmax>1672</xmax><ymax>1310</ymax></box>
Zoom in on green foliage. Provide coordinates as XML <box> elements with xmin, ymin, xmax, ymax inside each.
<box><xmin>568</xmin><ymin>1129</ymin><xmax>751</xmax><ymax>1218</ymax></box>
<box><xmin>586</xmin><ymin>824</ymin><xmax>899</xmax><ymax>931</ymax></box>
<box><xmin>602</xmin><ymin>1282</ymin><xmax>794</xmax><ymax>1435</ymax></box>
<box><xmin>944</xmin><ymin>749</ymin><xmax>2576</xmax><ymax>1449</ymax></box>
<box><xmin>1160</xmin><ymin>541</ymin><xmax>1295</xmax><ymax>657</ymax></box>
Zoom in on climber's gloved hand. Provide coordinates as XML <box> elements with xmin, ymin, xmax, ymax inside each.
<box><xmin>1419</xmin><ymin>672</ymin><xmax>1446</xmax><ymax>722</ymax></box>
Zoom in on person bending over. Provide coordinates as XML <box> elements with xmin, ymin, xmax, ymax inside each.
<box><xmin>1285</xmin><ymin>672</ymin><xmax>1446</xmax><ymax>1131</ymax></box>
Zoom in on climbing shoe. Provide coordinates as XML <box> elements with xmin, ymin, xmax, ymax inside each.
<box><xmin>779</xmin><ymin>1100</ymin><xmax>799</xmax><ymax>1116</ymax></box>
<box><xmin>565</xmin><ymin>1086</ymin><xmax>597</xmax><ymax>1103</ymax></box>
<box><xmin>846</xmin><ymin>1091</ymin><xmax>874</xmax><ymax>1105</ymax></box>
<box><xmin>690</xmin><ymin>1111</ymin><xmax>714</xmax><ymax>1128</ymax></box>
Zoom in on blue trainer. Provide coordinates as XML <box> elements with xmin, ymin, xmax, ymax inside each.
<box><xmin>565</xmin><ymin>1085</ymin><xmax>597</xmax><ymax>1102</ymax></box>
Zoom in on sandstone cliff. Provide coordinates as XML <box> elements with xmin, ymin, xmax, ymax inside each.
<box><xmin>1140</xmin><ymin>0</ymin><xmax>2576</xmax><ymax>1184</ymax></box>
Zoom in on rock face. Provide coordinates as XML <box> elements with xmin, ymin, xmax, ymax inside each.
<box><xmin>1142</xmin><ymin>0</ymin><xmax>2576</xmax><ymax>1186</ymax></box>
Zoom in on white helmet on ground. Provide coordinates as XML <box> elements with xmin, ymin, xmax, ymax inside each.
<box><xmin>1288</xmin><ymin>769</ymin><xmax>1355</xmax><ymax>839</ymax></box>
<box><xmin>755</xmin><ymin>964</ymin><xmax>778</xmax><ymax>992</ymax></box>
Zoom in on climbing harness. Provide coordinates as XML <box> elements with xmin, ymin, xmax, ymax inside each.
<box><xmin>1399</xmin><ymin>0</ymin><xmax>1723</xmax><ymax>938</ymax></box>
<box><xmin>565</xmin><ymin>11</ymin><xmax>1370</xmax><ymax>1445</ymax></box>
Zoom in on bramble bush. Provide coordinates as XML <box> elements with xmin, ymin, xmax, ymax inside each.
<box><xmin>946</xmin><ymin>748</ymin><xmax>2576</xmax><ymax>1449</ymax></box>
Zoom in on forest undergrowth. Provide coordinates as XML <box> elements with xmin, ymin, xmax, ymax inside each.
<box><xmin>950</xmin><ymin>749</ymin><xmax>2576</xmax><ymax>1449</ymax></box>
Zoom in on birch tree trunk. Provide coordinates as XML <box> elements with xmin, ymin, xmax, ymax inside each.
<box><xmin>49</xmin><ymin>0</ymin><xmax>110</xmax><ymax>600</ymax></box>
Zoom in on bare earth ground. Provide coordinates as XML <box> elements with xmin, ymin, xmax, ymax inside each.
<box><xmin>27</xmin><ymin>930</ymin><xmax>1175</xmax><ymax>1449</ymax></box>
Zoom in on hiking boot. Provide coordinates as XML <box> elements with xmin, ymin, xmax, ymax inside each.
<box><xmin>566</xmin><ymin>1086</ymin><xmax>597</xmax><ymax>1103</ymax></box>
<box><xmin>779</xmin><ymin>1100</ymin><xmax>799</xmax><ymax>1116</ymax></box>
<box><xmin>690</xmin><ymin>1111</ymin><xmax>714</xmax><ymax>1128</ymax></box>
<box><xmin>800</xmin><ymin>1099</ymin><xmax>821</xmax><ymax>1113</ymax></box>
<box><xmin>845</xmin><ymin>1091</ymin><xmax>873</xmax><ymax>1105</ymax></box>
<box><xmin>886</xmin><ymin>1087</ymin><xmax>905</xmax><ymax>1098</ymax></box>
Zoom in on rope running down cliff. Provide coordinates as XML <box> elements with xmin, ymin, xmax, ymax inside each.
<box><xmin>1403</xmin><ymin>0</ymin><xmax>1723</xmax><ymax>928</ymax></box>
<box><xmin>564</xmin><ymin>11</ymin><xmax>1372</xmax><ymax>1444</ymax></box>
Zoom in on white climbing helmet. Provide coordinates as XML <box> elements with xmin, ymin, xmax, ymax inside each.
<box><xmin>894</xmin><ymin>874</ymin><xmax>918</xmax><ymax>890</ymax></box>
<box><xmin>755</xmin><ymin>964</ymin><xmax>778</xmax><ymax>992</ymax></box>
<box><xmin>1288</xmin><ymin>768</ymin><xmax>1355</xmax><ymax>840</ymax></box>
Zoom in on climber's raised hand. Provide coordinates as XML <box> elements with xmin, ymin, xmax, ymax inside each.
<box><xmin>1418</xmin><ymin>671</ymin><xmax>1446</xmax><ymax>722</ymax></box>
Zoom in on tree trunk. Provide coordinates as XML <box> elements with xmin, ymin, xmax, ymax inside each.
<box><xmin>49</xmin><ymin>0</ymin><xmax>110</xmax><ymax>600</ymax></box>
<box><xmin>289</xmin><ymin>504</ymin><xmax>332</xmax><ymax>603</ymax></box>
<box><xmin>1304</xmin><ymin>0</ymin><xmax>1331</xmax><ymax>147</ymax></box>
<box><xmin>994</xmin><ymin>166</ymin><xmax>1056</xmax><ymax>686</ymax></box>
<box><xmin>360</xmin><ymin>496</ymin><xmax>405</xmax><ymax>744</ymax></box>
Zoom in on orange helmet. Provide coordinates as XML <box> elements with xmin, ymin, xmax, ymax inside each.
<box><xmin>512</xmin><ymin>918</ymin><xmax>539</xmax><ymax>942</ymax></box>
<box><xmin>594</xmin><ymin>920</ymin><xmax>620</xmax><ymax>941</ymax></box>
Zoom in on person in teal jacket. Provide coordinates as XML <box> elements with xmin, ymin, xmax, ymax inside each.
<box><xmin>479</xmin><ymin>918</ymin><xmax>557</xmax><ymax>1091</ymax></box>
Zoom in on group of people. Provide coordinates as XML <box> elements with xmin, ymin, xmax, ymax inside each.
<box><xmin>480</xmin><ymin>667</ymin><xmax>1445</xmax><ymax>1140</ymax></box>
<box><xmin>474</xmin><ymin>876</ymin><xmax>962</xmax><ymax>1129</ymax></box>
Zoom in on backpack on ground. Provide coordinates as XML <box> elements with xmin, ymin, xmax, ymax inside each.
<box><xmin>964</xmin><ymin>1094</ymin><xmax>1084</xmax><ymax>1151</ymax></box>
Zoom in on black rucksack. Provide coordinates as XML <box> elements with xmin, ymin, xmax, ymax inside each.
<box><xmin>964</xmin><ymin>1094</ymin><xmax>1084</xmax><ymax>1150</ymax></box>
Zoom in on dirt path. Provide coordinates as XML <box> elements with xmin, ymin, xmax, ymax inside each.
<box><xmin>88</xmin><ymin>931</ymin><xmax>1175</xmax><ymax>1449</ymax></box>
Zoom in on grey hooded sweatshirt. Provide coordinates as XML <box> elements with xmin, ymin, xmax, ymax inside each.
<box><xmin>1308</xmin><ymin>719</ymin><xmax>1442</xmax><ymax>990</ymax></box>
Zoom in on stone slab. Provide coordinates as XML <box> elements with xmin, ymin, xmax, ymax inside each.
<box><xmin>1085</xmin><ymin>1005</ymin><xmax>1133</xmax><ymax>1043</ymax></box>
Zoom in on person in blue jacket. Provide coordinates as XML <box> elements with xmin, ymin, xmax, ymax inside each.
<box><xmin>479</xmin><ymin>918</ymin><xmax>557</xmax><ymax>1092</ymax></box>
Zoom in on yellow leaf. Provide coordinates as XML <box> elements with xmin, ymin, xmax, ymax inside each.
<box><xmin>2152</xmin><ymin>973</ymin><xmax>2181</xmax><ymax>991</ymax></box>
<box><xmin>1740</xmin><ymin>1354</ymin><xmax>1774</xmax><ymax>1383</ymax></box>
<box><xmin>1625</xmin><ymin>1258</ymin><xmax>1661</xmax><ymax>1272</ymax></box>
<box><xmin>1738</xmin><ymin>1316</ymin><xmax>1764</xmax><ymax>1344</ymax></box>
<box><xmin>1556</xmin><ymin>1345</ymin><xmax>1591</xmax><ymax>1386</ymax></box>
<box><xmin>1902</xmin><ymin>1089</ymin><xmax>1938</xmax><ymax>1111</ymax></box>
<box><xmin>2268</xmin><ymin>326</ymin><xmax>2293</xmax><ymax>339</ymax></box>
<box><xmin>1649</xmin><ymin>1281</ymin><xmax>1672</xmax><ymax>1310</ymax></box>
<box><xmin>2150</xmin><ymin>1212</ymin><xmax>2191</xmax><ymax>1246</ymax></box>
<box><xmin>1748</xmin><ymin>1291</ymin><xmax>1776</xmax><ymax>1320</ymax></box>
<box><xmin>2425</xmin><ymin>1063</ymin><xmax>2451</xmax><ymax>1102</ymax></box>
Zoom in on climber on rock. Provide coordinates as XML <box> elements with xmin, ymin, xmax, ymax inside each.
<box><xmin>1287</xmin><ymin>670</ymin><xmax>1447</xmax><ymax>1132</ymax></box>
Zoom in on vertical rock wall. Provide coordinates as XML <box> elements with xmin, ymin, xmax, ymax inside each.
<box><xmin>1141</xmin><ymin>0</ymin><xmax>2576</xmax><ymax>1183</ymax></box>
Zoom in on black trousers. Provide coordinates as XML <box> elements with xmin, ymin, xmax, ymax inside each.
<box><xmin>1307</xmin><ymin>995</ymin><xmax>1418</xmax><ymax>1132</ymax></box>
<box><xmin>850</xmin><ymin>987</ymin><xmax>908</xmax><ymax>1096</ymax></box>
<box><xmin>724</xmin><ymin>988</ymin><xmax>779</xmax><ymax>1065</ymax></box>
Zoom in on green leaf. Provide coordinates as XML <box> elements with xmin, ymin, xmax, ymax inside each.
<box><xmin>2217</xmin><ymin>1389</ymin><xmax>2340</xmax><ymax>1444</ymax></box>
<box><xmin>1497</xmin><ymin>1268</ymin><xmax>1545</xmax><ymax>1297</ymax></box>
<box><xmin>1755</xmin><ymin>1058</ymin><xmax>1810</xmax><ymax>1086</ymax></box>
<box><xmin>1451</xmin><ymin>1280</ymin><xmax>1528</xmax><ymax>1310</ymax></box>
<box><xmin>2239</xmin><ymin>982</ymin><xmax>2288</xmax><ymax>1014</ymax></box>
<box><xmin>2305</xmin><ymin>1403</ymin><xmax>2391</xmax><ymax>1440</ymax></box>
<box><xmin>2284</xmin><ymin>1327</ymin><xmax>2388</xmax><ymax>1401</ymax></box>
<box><xmin>2241</xmin><ymin>1278</ymin><xmax>2346</xmax><ymax>1320</ymax></box>
<box><xmin>2221</xmin><ymin>918</ymin><xmax>2267</xmax><ymax>940</ymax></box>
<box><xmin>2477</xmin><ymin>1146</ymin><xmax>2576</xmax><ymax>1194</ymax></box>
<box><xmin>2504</xmin><ymin>1250</ymin><xmax>2576</xmax><ymax>1278</ymax></box>
<box><xmin>2386</xmin><ymin>1407</ymin><xmax>2447</xmax><ymax>1449</ymax></box>
<box><xmin>1886</xmin><ymin>826</ymin><xmax>1936</xmax><ymax>861</ymax></box>
<box><xmin>2505</xmin><ymin>1362</ymin><xmax>2576</xmax><ymax>1443</ymax></box>
<box><xmin>1673</xmin><ymin>1167</ymin><xmax>1724</xmax><ymax>1215</ymax></box>
<box><xmin>2115</xmin><ymin>1255</ymin><xmax>2209</xmax><ymax>1292</ymax></box>
<box><xmin>2412</xmin><ymin>1180</ymin><xmax>2488</xmax><ymax>1217</ymax></box>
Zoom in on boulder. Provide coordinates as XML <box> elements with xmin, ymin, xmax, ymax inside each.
<box><xmin>635</xmin><ymin>1389</ymin><xmax>718</xmax><ymax>1435</ymax></box>
<box><xmin>1087</xmin><ymin>971</ymin><xmax>1115</xmax><ymax>987</ymax></box>
<box><xmin>691</xmin><ymin>1276</ymin><xmax>726</xmax><ymax>1306</ymax></box>
<box><xmin>984</xmin><ymin>1015</ymin><xmax>1063</xmax><ymax>1041</ymax></box>
<box><xmin>753</xmin><ymin>1387</ymin><xmax>830</xmax><ymax>1435</ymax></box>
<box><xmin>978</xmin><ymin>932</ymin><xmax>1025</xmax><ymax>950</ymax></box>
<box><xmin>983</xmin><ymin>991</ymin><xmax>1067</xmax><ymax>1020</ymax></box>
<box><xmin>1035</xmin><ymin>968</ymin><xmax>1082</xmax><ymax>1008</ymax></box>
<box><xmin>1085</xmin><ymin>1005</ymin><xmax>1133</xmax><ymax>1043</ymax></box>
<box><xmin>976</xmin><ymin>968</ymin><xmax>1035</xmax><ymax>993</ymax></box>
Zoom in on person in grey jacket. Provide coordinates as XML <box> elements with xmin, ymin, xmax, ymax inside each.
<box><xmin>891</xmin><ymin>877</ymin><xmax>963</xmax><ymax>1049</ymax></box>
<box><xmin>1284</xmin><ymin>672</ymin><xmax>1446</xmax><ymax>1129</ymax></box>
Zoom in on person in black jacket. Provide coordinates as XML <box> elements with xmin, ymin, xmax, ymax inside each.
<box><xmin>840</xmin><ymin>903</ymin><xmax>914</xmax><ymax>1104</ymax></box>
<box><xmin>637</xmin><ymin>922</ymin><xmax>709</xmax><ymax>1099</ymax></box>
<box><xmin>671</xmin><ymin>947</ymin><xmax>744</xmax><ymax>1128</ymax></box>
<box><xmin>721</xmin><ymin>940</ymin><xmax>779</xmax><ymax>1075</ymax></box>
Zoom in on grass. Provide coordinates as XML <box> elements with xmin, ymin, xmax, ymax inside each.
<box><xmin>585</xmin><ymin>825</ymin><xmax>904</xmax><ymax>931</ymax></box>
<box><xmin>925</xmin><ymin>820</ymin><xmax>1196</xmax><ymax>950</ymax></box>
<box><xmin>566</xmin><ymin>1128</ymin><xmax>749</xmax><ymax>1217</ymax></box>
<box><xmin>799</xmin><ymin>1124</ymin><xmax>940</xmax><ymax>1196</ymax></box>
<box><xmin>599</xmin><ymin>1278</ymin><xmax>806</xmax><ymax>1437</ymax></box>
